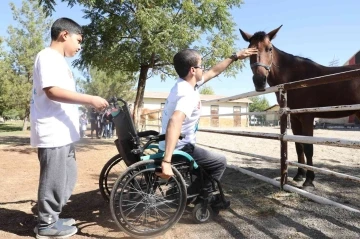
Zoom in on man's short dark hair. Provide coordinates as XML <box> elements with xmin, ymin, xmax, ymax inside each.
<box><xmin>51</xmin><ymin>18</ymin><xmax>83</xmax><ymax>40</ymax></box>
<box><xmin>173</xmin><ymin>49</ymin><xmax>200</xmax><ymax>78</ymax></box>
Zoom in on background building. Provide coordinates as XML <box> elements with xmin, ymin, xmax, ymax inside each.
<box><xmin>263</xmin><ymin>104</ymin><xmax>280</xmax><ymax>126</ymax></box>
<box><xmin>142</xmin><ymin>92</ymin><xmax>252</xmax><ymax>129</ymax></box>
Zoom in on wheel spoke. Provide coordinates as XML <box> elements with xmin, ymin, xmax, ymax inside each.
<box><xmin>111</xmin><ymin>160</ymin><xmax>187</xmax><ymax>237</ymax></box>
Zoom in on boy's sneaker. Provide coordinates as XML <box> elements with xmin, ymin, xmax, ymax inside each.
<box><xmin>34</xmin><ymin>218</ymin><xmax>75</xmax><ymax>234</ymax></box>
<box><xmin>60</xmin><ymin>218</ymin><xmax>75</xmax><ymax>226</ymax></box>
<box><xmin>35</xmin><ymin>220</ymin><xmax>77</xmax><ymax>239</ymax></box>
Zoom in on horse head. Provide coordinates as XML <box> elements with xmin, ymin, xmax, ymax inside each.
<box><xmin>240</xmin><ymin>25</ymin><xmax>283</xmax><ymax>92</ymax></box>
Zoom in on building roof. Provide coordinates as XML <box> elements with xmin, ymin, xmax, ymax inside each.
<box><xmin>343</xmin><ymin>50</ymin><xmax>360</xmax><ymax>66</ymax></box>
<box><xmin>144</xmin><ymin>91</ymin><xmax>253</xmax><ymax>103</ymax></box>
<box><xmin>264</xmin><ymin>104</ymin><xmax>279</xmax><ymax>111</ymax></box>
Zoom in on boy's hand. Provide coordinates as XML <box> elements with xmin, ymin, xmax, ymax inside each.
<box><xmin>91</xmin><ymin>96</ymin><xmax>109</xmax><ymax>111</ymax></box>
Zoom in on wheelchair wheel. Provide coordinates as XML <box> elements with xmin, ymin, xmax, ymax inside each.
<box><xmin>99</xmin><ymin>154</ymin><xmax>127</xmax><ymax>202</ymax></box>
<box><xmin>110</xmin><ymin>160</ymin><xmax>187</xmax><ymax>238</ymax></box>
<box><xmin>192</xmin><ymin>203</ymin><xmax>213</xmax><ymax>224</ymax></box>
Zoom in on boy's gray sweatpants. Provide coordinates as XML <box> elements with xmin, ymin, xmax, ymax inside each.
<box><xmin>37</xmin><ymin>144</ymin><xmax>77</xmax><ymax>227</ymax></box>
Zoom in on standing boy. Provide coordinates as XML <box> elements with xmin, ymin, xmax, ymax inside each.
<box><xmin>30</xmin><ymin>18</ymin><xmax>108</xmax><ymax>238</ymax></box>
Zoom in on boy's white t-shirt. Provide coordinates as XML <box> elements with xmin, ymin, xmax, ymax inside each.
<box><xmin>159</xmin><ymin>78</ymin><xmax>203</xmax><ymax>151</ymax></box>
<box><xmin>30</xmin><ymin>47</ymin><xmax>80</xmax><ymax>148</ymax></box>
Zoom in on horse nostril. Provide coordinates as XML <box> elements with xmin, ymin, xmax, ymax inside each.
<box><xmin>253</xmin><ymin>75</ymin><xmax>266</xmax><ymax>83</ymax></box>
<box><xmin>252</xmin><ymin>74</ymin><xmax>267</xmax><ymax>91</ymax></box>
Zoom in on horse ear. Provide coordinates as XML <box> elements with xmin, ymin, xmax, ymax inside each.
<box><xmin>239</xmin><ymin>29</ymin><xmax>252</xmax><ymax>42</ymax></box>
<box><xmin>267</xmin><ymin>25</ymin><xmax>283</xmax><ymax>40</ymax></box>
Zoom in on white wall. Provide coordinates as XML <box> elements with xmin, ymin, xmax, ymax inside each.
<box><xmin>143</xmin><ymin>98</ymin><xmax>249</xmax><ymax>120</ymax></box>
<box><xmin>143</xmin><ymin>99</ymin><xmax>166</xmax><ymax>109</ymax></box>
<box><xmin>202</xmin><ymin>102</ymin><xmax>248</xmax><ymax>120</ymax></box>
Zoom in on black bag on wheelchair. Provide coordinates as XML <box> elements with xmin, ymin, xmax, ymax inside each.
<box><xmin>112</xmin><ymin>104</ymin><xmax>141</xmax><ymax>166</ymax></box>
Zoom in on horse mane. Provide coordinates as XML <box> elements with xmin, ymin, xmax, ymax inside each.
<box><xmin>281</xmin><ymin>48</ymin><xmax>315</xmax><ymax>62</ymax></box>
<box><xmin>249</xmin><ymin>31</ymin><xmax>267</xmax><ymax>42</ymax></box>
<box><xmin>275</xmin><ymin>46</ymin><xmax>319</xmax><ymax>65</ymax></box>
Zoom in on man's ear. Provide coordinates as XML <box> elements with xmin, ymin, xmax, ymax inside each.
<box><xmin>190</xmin><ymin>67</ymin><xmax>196</xmax><ymax>76</ymax></box>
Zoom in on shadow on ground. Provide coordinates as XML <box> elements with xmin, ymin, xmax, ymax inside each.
<box><xmin>2</xmin><ymin>167</ymin><xmax>360</xmax><ymax>238</ymax></box>
<box><xmin>0</xmin><ymin>135</ymin><xmax>116</xmax><ymax>154</ymax></box>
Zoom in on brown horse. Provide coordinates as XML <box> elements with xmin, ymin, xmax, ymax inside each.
<box><xmin>240</xmin><ymin>26</ymin><xmax>360</xmax><ymax>188</ymax></box>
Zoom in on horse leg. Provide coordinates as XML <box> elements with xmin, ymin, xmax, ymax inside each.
<box><xmin>355</xmin><ymin>111</ymin><xmax>360</xmax><ymax>122</ymax></box>
<box><xmin>301</xmin><ymin>115</ymin><xmax>315</xmax><ymax>188</ymax></box>
<box><xmin>294</xmin><ymin>143</ymin><xmax>306</xmax><ymax>181</ymax></box>
<box><xmin>291</xmin><ymin>117</ymin><xmax>306</xmax><ymax>181</ymax></box>
<box><xmin>302</xmin><ymin>143</ymin><xmax>314</xmax><ymax>187</ymax></box>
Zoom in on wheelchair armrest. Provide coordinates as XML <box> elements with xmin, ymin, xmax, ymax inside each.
<box><xmin>137</xmin><ymin>130</ymin><xmax>159</xmax><ymax>138</ymax></box>
<box><xmin>148</xmin><ymin>134</ymin><xmax>165</xmax><ymax>142</ymax></box>
<box><xmin>147</xmin><ymin>133</ymin><xmax>185</xmax><ymax>142</ymax></box>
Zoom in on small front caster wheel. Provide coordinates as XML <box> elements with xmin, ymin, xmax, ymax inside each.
<box><xmin>192</xmin><ymin>203</ymin><xmax>213</xmax><ymax>223</ymax></box>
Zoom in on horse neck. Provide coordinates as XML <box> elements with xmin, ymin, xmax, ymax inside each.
<box><xmin>268</xmin><ymin>46</ymin><xmax>328</xmax><ymax>86</ymax></box>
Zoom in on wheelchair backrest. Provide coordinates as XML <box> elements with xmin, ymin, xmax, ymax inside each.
<box><xmin>112</xmin><ymin>102</ymin><xmax>141</xmax><ymax>166</ymax></box>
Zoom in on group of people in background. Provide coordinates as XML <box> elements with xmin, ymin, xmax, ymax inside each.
<box><xmin>79</xmin><ymin>107</ymin><xmax>115</xmax><ymax>139</ymax></box>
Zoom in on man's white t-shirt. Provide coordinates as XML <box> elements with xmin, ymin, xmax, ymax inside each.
<box><xmin>30</xmin><ymin>47</ymin><xmax>80</xmax><ymax>148</ymax></box>
<box><xmin>159</xmin><ymin>78</ymin><xmax>203</xmax><ymax>151</ymax></box>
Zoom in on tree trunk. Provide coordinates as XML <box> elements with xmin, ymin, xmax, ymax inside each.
<box><xmin>133</xmin><ymin>66</ymin><xmax>149</xmax><ymax>130</ymax></box>
<box><xmin>22</xmin><ymin>107</ymin><xmax>30</xmax><ymax>131</ymax></box>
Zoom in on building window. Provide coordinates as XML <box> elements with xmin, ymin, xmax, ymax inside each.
<box><xmin>211</xmin><ymin>105</ymin><xmax>219</xmax><ymax>112</ymax></box>
<box><xmin>233</xmin><ymin>106</ymin><xmax>241</xmax><ymax>113</ymax></box>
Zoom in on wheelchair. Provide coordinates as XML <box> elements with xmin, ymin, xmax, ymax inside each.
<box><xmin>99</xmin><ymin>133</ymin><xmax>159</xmax><ymax>201</ymax></box>
<box><xmin>102</xmin><ymin>97</ymin><xmax>229</xmax><ymax>238</ymax></box>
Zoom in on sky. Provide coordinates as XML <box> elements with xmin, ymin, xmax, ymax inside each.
<box><xmin>1</xmin><ymin>0</ymin><xmax>359</xmax><ymax>105</ymax></box>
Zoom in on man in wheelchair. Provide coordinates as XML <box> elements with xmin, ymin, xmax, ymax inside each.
<box><xmin>157</xmin><ymin>48</ymin><xmax>258</xmax><ymax>210</ymax></box>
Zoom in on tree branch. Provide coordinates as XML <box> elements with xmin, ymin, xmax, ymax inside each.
<box><xmin>157</xmin><ymin>68</ymin><xmax>174</xmax><ymax>77</ymax></box>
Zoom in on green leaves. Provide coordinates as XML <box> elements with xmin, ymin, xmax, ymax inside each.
<box><xmin>248</xmin><ymin>96</ymin><xmax>270</xmax><ymax>123</ymax></box>
<box><xmin>38</xmin><ymin>0</ymin><xmax>245</xmax><ymax>124</ymax></box>
<box><xmin>0</xmin><ymin>0</ymin><xmax>50</xmax><ymax>119</ymax></box>
<box><xmin>40</xmin><ymin>0</ymin><xmax>244</xmax><ymax>78</ymax></box>
<box><xmin>76</xmin><ymin>67</ymin><xmax>137</xmax><ymax>101</ymax></box>
<box><xmin>249</xmin><ymin>96</ymin><xmax>270</xmax><ymax>112</ymax></box>
<box><xmin>199</xmin><ymin>85</ymin><xmax>215</xmax><ymax>95</ymax></box>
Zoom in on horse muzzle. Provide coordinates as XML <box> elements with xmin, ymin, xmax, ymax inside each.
<box><xmin>252</xmin><ymin>75</ymin><xmax>267</xmax><ymax>92</ymax></box>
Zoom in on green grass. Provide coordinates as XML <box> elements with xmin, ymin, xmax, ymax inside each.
<box><xmin>0</xmin><ymin>121</ymin><xmax>29</xmax><ymax>136</ymax></box>
<box><xmin>0</xmin><ymin>121</ymin><xmax>23</xmax><ymax>132</ymax></box>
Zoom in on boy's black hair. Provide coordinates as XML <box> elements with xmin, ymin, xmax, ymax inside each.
<box><xmin>173</xmin><ymin>49</ymin><xmax>200</xmax><ymax>78</ymax></box>
<box><xmin>51</xmin><ymin>18</ymin><xmax>83</xmax><ymax>40</ymax></box>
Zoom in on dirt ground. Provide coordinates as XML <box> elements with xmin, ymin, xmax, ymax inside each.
<box><xmin>1</xmin><ymin>127</ymin><xmax>360</xmax><ymax>239</ymax></box>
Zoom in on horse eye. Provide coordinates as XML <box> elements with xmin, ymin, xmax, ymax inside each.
<box><xmin>266</xmin><ymin>47</ymin><xmax>272</xmax><ymax>52</ymax></box>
